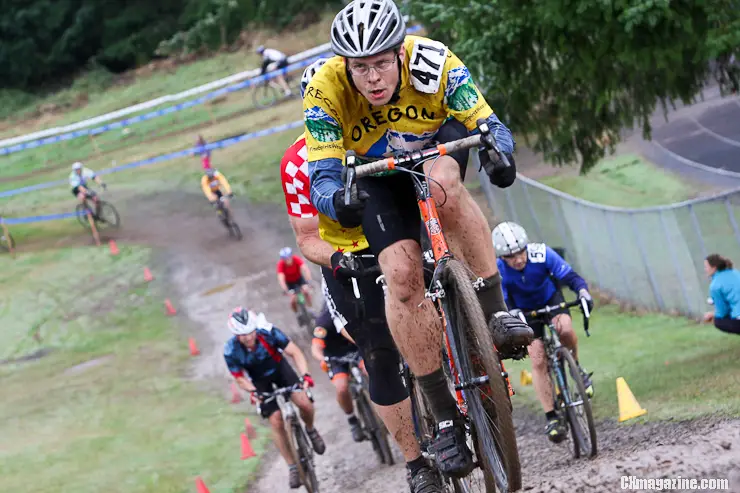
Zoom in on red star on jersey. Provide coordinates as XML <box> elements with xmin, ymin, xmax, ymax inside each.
<box><xmin>340</xmin><ymin>229</ymin><xmax>347</xmax><ymax>233</ymax></box>
<box><xmin>336</xmin><ymin>247</ymin><xmax>345</xmax><ymax>253</ymax></box>
<box><xmin>351</xmin><ymin>241</ymin><xmax>360</xmax><ymax>247</ymax></box>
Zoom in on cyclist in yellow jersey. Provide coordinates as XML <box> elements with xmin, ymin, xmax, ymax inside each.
<box><xmin>305</xmin><ymin>0</ymin><xmax>534</xmax><ymax>479</ymax></box>
<box><xmin>201</xmin><ymin>167</ymin><xmax>234</xmax><ymax>212</ymax></box>
<box><xmin>278</xmin><ymin>58</ymin><xmax>446</xmax><ymax>493</ymax></box>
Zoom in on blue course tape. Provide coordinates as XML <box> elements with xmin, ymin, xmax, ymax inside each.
<box><xmin>0</xmin><ymin>119</ymin><xmax>304</xmax><ymax>224</ymax></box>
<box><xmin>0</xmin><ymin>57</ymin><xmax>326</xmax><ymax>157</ymax></box>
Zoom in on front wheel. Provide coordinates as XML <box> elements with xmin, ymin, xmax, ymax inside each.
<box><xmin>356</xmin><ymin>389</ymin><xmax>394</xmax><ymax>465</ymax></box>
<box><xmin>554</xmin><ymin>347</ymin><xmax>597</xmax><ymax>459</ymax></box>
<box><xmin>252</xmin><ymin>82</ymin><xmax>280</xmax><ymax>109</ymax></box>
<box><xmin>293</xmin><ymin>423</ymin><xmax>320</xmax><ymax>492</ymax></box>
<box><xmin>0</xmin><ymin>231</ymin><xmax>14</xmax><ymax>253</ymax></box>
<box><xmin>443</xmin><ymin>259</ymin><xmax>521</xmax><ymax>492</ymax></box>
<box><xmin>96</xmin><ymin>200</ymin><xmax>120</xmax><ymax>229</ymax></box>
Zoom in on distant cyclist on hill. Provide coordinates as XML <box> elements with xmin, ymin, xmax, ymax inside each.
<box><xmin>256</xmin><ymin>45</ymin><xmax>292</xmax><ymax>97</ymax></box>
<box><xmin>69</xmin><ymin>161</ymin><xmax>106</xmax><ymax>216</ymax></box>
<box><xmin>200</xmin><ymin>167</ymin><xmax>233</xmax><ymax>213</ymax></box>
<box><xmin>276</xmin><ymin>247</ymin><xmax>314</xmax><ymax>311</ymax></box>
<box><xmin>224</xmin><ymin>307</ymin><xmax>325</xmax><ymax>489</ymax></box>
<box><xmin>492</xmin><ymin>221</ymin><xmax>594</xmax><ymax>444</ymax></box>
<box><xmin>194</xmin><ymin>135</ymin><xmax>212</xmax><ymax>169</ymax></box>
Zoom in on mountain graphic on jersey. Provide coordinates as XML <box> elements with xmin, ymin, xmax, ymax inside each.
<box><xmin>446</xmin><ymin>66</ymin><xmax>479</xmax><ymax>111</ymax></box>
<box><xmin>305</xmin><ymin>106</ymin><xmax>342</xmax><ymax>142</ymax></box>
<box><xmin>365</xmin><ymin>128</ymin><xmax>438</xmax><ymax>158</ymax></box>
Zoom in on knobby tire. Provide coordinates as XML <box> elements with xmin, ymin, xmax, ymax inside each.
<box><xmin>554</xmin><ymin>347</ymin><xmax>597</xmax><ymax>459</ymax></box>
<box><xmin>443</xmin><ymin>259</ymin><xmax>522</xmax><ymax>492</ymax></box>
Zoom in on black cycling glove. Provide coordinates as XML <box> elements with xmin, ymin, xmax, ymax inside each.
<box><xmin>332</xmin><ymin>189</ymin><xmax>368</xmax><ymax>229</ymax></box>
<box><xmin>479</xmin><ymin>149</ymin><xmax>516</xmax><ymax>188</ymax></box>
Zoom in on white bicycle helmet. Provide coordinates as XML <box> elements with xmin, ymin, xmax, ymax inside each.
<box><xmin>330</xmin><ymin>0</ymin><xmax>407</xmax><ymax>58</ymax></box>
<box><xmin>228</xmin><ymin>307</ymin><xmax>253</xmax><ymax>335</ymax></box>
<box><xmin>72</xmin><ymin>162</ymin><xmax>83</xmax><ymax>171</ymax></box>
<box><xmin>279</xmin><ymin>246</ymin><xmax>292</xmax><ymax>259</ymax></box>
<box><xmin>492</xmin><ymin>221</ymin><xmax>529</xmax><ymax>257</ymax></box>
<box><xmin>300</xmin><ymin>58</ymin><xmax>329</xmax><ymax>98</ymax></box>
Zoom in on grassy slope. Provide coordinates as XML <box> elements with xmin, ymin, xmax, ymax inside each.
<box><xmin>539</xmin><ymin>153</ymin><xmax>694</xmax><ymax>208</ymax></box>
<box><xmin>0</xmin><ymin>246</ymin><xmax>269</xmax><ymax>493</ymax></box>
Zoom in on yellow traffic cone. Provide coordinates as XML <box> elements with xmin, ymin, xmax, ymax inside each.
<box><xmin>616</xmin><ymin>377</ymin><xmax>647</xmax><ymax>422</ymax></box>
<box><xmin>520</xmin><ymin>369</ymin><xmax>532</xmax><ymax>386</ymax></box>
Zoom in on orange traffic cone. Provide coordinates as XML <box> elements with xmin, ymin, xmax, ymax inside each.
<box><xmin>231</xmin><ymin>382</ymin><xmax>243</xmax><ymax>403</ymax></box>
<box><xmin>245</xmin><ymin>416</ymin><xmax>257</xmax><ymax>439</ymax></box>
<box><xmin>189</xmin><ymin>337</ymin><xmax>200</xmax><ymax>356</ymax></box>
<box><xmin>143</xmin><ymin>267</ymin><xmax>154</xmax><ymax>282</ymax></box>
<box><xmin>195</xmin><ymin>477</ymin><xmax>211</xmax><ymax>493</ymax></box>
<box><xmin>109</xmin><ymin>239</ymin><xmax>119</xmax><ymax>255</ymax></box>
<box><xmin>164</xmin><ymin>299</ymin><xmax>177</xmax><ymax>315</ymax></box>
<box><xmin>241</xmin><ymin>432</ymin><xmax>256</xmax><ymax>459</ymax></box>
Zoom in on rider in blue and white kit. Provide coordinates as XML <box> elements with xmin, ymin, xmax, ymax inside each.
<box><xmin>492</xmin><ymin>221</ymin><xmax>595</xmax><ymax>444</ymax></box>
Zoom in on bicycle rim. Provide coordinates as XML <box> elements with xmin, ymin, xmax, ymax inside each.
<box><xmin>556</xmin><ymin>347</ymin><xmax>597</xmax><ymax>458</ymax></box>
<box><xmin>357</xmin><ymin>390</ymin><xmax>394</xmax><ymax>465</ymax></box>
<box><xmin>295</xmin><ymin>424</ymin><xmax>320</xmax><ymax>492</ymax></box>
<box><xmin>253</xmin><ymin>84</ymin><xmax>278</xmax><ymax>109</ymax></box>
<box><xmin>98</xmin><ymin>201</ymin><xmax>120</xmax><ymax>229</ymax></box>
<box><xmin>444</xmin><ymin>259</ymin><xmax>521</xmax><ymax>493</ymax></box>
<box><xmin>76</xmin><ymin>204</ymin><xmax>92</xmax><ymax>229</ymax></box>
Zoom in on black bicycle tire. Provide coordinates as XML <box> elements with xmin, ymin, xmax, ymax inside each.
<box><xmin>555</xmin><ymin>347</ymin><xmax>598</xmax><ymax>459</ymax></box>
<box><xmin>444</xmin><ymin>259</ymin><xmax>521</xmax><ymax>493</ymax></box>
<box><xmin>356</xmin><ymin>389</ymin><xmax>395</xmax><ymax>465</ymax></box>
<box><xmin>76</xmin><ymin>203</ymin><xmax>93</xmax><ymax>229</ymax></box>
<box><xmin>97</xmin><ymin>201</ymin><xmax>120</xmax><ymax>229</ymax></box>
<box><xmin>294</xmin><ymin>422</ymin><xmax>320</xmax><ymax>493</ymax></box>
<box><xmin>253</xmin><ymin>83</ymin><xmax>279</xmax><ymax>109</ymax></box>
<box><xmin>0</xmin><ymin>232</ymin><xmax>14</xmax><ymax>252</ymax></box>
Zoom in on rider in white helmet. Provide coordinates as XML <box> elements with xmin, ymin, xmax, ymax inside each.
<box><xmin>492</xmin><ymin>221</ymin><xmax>595</xmax><ymax>444</ymax></box>
<box><xmin>69</xmin><ymin>161</ymin><xmax>106</xmax><ymax>215</ymax></box>
<box><xmin>300</xmin><ymin>58</ymin><xmax>328</xmax><ymax>99</ymax></box>
<box><xmin>256</xmin><ymin>44</ymin><xmax>292</xmax><ymax>96</ymax></box>
<box><xmin>223</xmin><ymin>306</ymin><xmax>325</xmax><ymax>489</ymax></box>
<box><xmin>304</xmin><ymin>0</ymin><xmax>530</xmax><ymax>485</ymax></box>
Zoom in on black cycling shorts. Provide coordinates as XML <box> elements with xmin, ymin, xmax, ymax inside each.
<box><xmin>320</xmin><ymin>252</ymin><xmax>396</xmax><ymax>355</ymax></box>
<box><xmin>287</xmin><ymin>277</ymin><xmax>307</xmax><ymax>291</ymax></box>
<box><xmin>358</xmin><ymin>118</ymin><xmax>470</xmax><ymax>256</ymax></box>
<box><xmin>72</xmin><ymin>186</ymin><xmax>95</xmax><ymax>198</ymax></box>
<box><xmin>524</xmin><ymin>291</ymin><xmax>571</xmax><ymax>340</ymax></box>
<box><xmin>254</xmin><ymin>359</ymin><xmax>301</xmax><ymax>418</ymax></box>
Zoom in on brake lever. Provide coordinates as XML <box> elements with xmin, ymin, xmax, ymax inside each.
<box><xmin>476</xmin><ymin>117</ymin><xmax>510</xmax><ymax>168</ymax></box>
<box><xmin>580</xmin><ymin>298</ymin><xmax>591</xmax><ymax>337</ymax></box>
<box><xmin>344</xmin><ymin>150</ymin><xmax>358</xmax><ymax>207</ymax></box>
<box><xmin>343</xmin><ymin>251</ymin><xmax>362</xmax><ymax>300</ymax></box>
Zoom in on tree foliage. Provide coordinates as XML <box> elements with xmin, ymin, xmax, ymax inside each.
<box><xmin>0</xmin><ymin>0</ymin><xmax>340</xmax><ymax>90</ymax></box>
<box><xmin>407</xmin><ymin>0</ymin><xmax>740</xmax><ymax>172</ymax></box>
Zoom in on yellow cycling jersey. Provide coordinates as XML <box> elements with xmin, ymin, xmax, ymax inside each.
<box><xmin>303</xmin><ymin>35</ymin><xmax>494</xmax><ymax>162</ymax></box>
<box><xmin>201</xmin><ymin>171</ymin><xmax>232</xmax><ymax>201</ymax></box>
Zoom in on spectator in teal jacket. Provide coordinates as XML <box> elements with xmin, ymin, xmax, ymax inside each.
<box><xmin>703</xmin><ymin>253</ymin><xmax>740</xmax><ymax>335</ymax></box>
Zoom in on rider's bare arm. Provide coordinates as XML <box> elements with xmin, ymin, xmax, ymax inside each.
<box><xmin>277</xmin><ymin>272</ymin><xmax>289</xmax><ymax>293</ymax></box>
<box><xmin>340</xmin><ymin>327</ymin><xmax>355</xmax><ymax>345</ymax></box>
<box><xmin>299</xmin><ymin>262</ymin><xmax>313</xmax><ymax>283</ymax></box>
<box><xmin>310</xmin><ymin>338</ymin><xmax>325</xmax><ymax>362</ymax></box>
<box><xmin>288</xmin><ymin>216</ymin><xmax>335</xmax><ymax>268</ymax></box>
<box><xmin>201</xmin><ymin>176</ymin><xmax>217</xmax><ymax>202</ymax></box>
<box><xmin>235</xmin><ymin>375</ymin><xmax>257</xmax><ymax>393</ymax></box>
<box><xmin>283</xmin><ymin>341</ymin><xmax>310</xmax><ymax>375</ymax></box>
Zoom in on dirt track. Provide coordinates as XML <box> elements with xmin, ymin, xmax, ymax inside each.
<box><xmin>104</xmin><ymin>191</ymin><xmax>740</xmax><ymax>493</ymax></box>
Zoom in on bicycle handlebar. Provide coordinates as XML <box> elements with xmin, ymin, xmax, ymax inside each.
<box><xmin>325</xmin><ymin>352</ymin><xmax>362</xmax><ymax>366</ymax></box>
<box><xmin>255</xmin><ymin>382</ymin><xmax>313</xmax><ymax>402</ymax></box>
<box><xmin>343</xmin><ymin>118</ymin><xmax>510</xmax><ymax>207</ymax></box>
<box><xmin>519</xmin><ymin>298</ymin><xmax>592</xmax><ymax>336</ymax></box>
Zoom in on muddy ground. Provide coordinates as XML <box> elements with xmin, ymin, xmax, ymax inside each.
<box><xmin>77</xmin><ymin>190</ymin><xmax>740</xmax><ymax>492</ymax></box>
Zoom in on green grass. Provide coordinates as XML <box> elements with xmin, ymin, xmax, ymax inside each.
<box><xmin>540</xmin><ymin>153</ymin><xmax>694</xmax><ymax>207</ymax></box>
<box><xmin>0</xmin><ymin>246</ymin><xmax>269</xmax><ymax>493</ymax></box>
<box><xmin>505</xmin><ymin>302</ymin><xmax>740</xmax><ymax>422</ymax></box>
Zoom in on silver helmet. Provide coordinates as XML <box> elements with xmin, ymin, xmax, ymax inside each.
<box><xmin>492</xmin><ymin>221</ymin><xmax>529</xmax><ymax>257</ymax></box>
<box><xmin>301</xmin><ymin>58</ymin><xmax>329</xmax><ymax>98</ymax></box>
<box><xmin>330</xmin><ymin>0</ymin><xmax>407</xmax><ymax>58</ymax></box>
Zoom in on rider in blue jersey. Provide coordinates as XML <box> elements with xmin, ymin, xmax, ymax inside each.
<box><xmin>223</xmin><ymin>307</ymin><xmax>325</xmax><ymax>489</ymax></box>
<box><xmin>492</xmin><ymin>222</ymin><xmax>595</xmax><ymax>444</ymax></box>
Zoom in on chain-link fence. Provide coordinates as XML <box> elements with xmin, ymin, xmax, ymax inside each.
<box><xmin>474</xmin><ymin>157</ymin><xmax>740</xmax><ymax>319</ymax></box>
